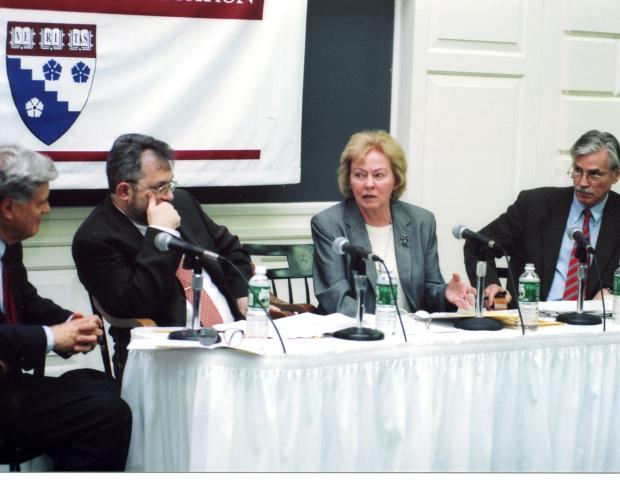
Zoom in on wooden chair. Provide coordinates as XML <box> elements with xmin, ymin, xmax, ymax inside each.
<box><xmin>243</xmin><ymin>243</ymin><xmax>317</xmax><ymax>317</ymax></box>
<box><xmin>88</xmin><ymin>295</ymin><xmax>156</xmax><ymax>384</ymax></box>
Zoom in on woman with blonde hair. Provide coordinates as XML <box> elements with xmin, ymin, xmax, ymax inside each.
<box><xmin>311</xmin><ymin>130</ymin><xmax>475</xmax><ymax>316</ymax></box>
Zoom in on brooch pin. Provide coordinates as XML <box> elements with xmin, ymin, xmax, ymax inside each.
<box><xmin>399</xmin><ymin>233</ymin><xmax>409</xmax><ymax>248</ymax></box>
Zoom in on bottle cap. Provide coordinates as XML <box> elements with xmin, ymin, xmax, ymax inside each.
<box><xmin>254</xmin><ymin>265</ymin><xmax>267</xmax><ymax>275</ymax></box>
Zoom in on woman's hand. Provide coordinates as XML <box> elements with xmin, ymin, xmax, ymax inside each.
<box><xmin>445</xmin><ymin>273</ymin><xmax>476</xmax><ymax>310</ymax></box>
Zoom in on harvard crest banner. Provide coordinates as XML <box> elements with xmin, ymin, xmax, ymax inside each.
<box><xmin>0</xmin><ymin>0</ymin><xmax>307</xmax><ymax>189</ymax></box>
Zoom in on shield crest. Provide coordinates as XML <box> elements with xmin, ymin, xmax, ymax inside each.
<box><xmin>5</xmin><ymin>21</ymin><xmax>96</xmax><ymax>145</ymax></box>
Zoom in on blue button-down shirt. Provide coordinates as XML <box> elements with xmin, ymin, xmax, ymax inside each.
<box><xmin>546</xmin><ymin>193</ymin><xmax>608</xmax><ymax>300</ymax></box>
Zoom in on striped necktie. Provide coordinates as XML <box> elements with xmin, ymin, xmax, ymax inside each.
<box><xmin>176</xmin><ymin>257</ymin><xmax>223</xmax><ymax>327</ymax></box>
<box><xmin>562</xmin><ymin>208</ymin><xmax>592</xmax><ymax>300</ymax></box>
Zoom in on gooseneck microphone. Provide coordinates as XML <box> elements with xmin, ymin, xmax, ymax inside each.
<box><xmin>154</xmin><ymin>232</ymin><xmax>220</xmax><ymax>260</ymax></box>
<box><xmin>154</xmin><ymin>231</ymin><xmax>287</xmax><ymax>353</ymax></box>
<box><xmin>452</xmin><ymin>224</ymin><xmax>502</xmax><ymax>253</ymax></box>
<box><xmin>332</xmin><ymin>237</ymin><xmax>382</xmax><ymax>262</ymax></box>
<box><xmin>567</xmin><ymin>227</ymin><xmax>595</xmax><ymax>254</ymax></box>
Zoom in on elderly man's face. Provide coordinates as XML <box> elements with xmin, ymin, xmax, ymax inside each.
<box><xmin>0</xmin><ymin>183</ymin><xmax>51</xmax><ymax>243</ymax></box>
<box><xmin>572</xmin><ymin>149</ymin><xmax>620</xmax><ymax>208</ymax></box>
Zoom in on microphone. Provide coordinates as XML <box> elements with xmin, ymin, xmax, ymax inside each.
<box><xmin>332</xmin><ymin>237</ymin><xmax>382</xmax><ymax>261</ymax></box>
<box><xmin>567</xmin><ymin>227</ymin><xmax>595</xmax><ymax>253</ymax></box>
<box><xmin>154</xmin><ymin>232</ymin><xmax>220</xmax><ymax>260</ymax></box>
<box><xmin>452</xmin><ymin>224</ymin><xmax>502</xmax><ymax>253</ymax></box>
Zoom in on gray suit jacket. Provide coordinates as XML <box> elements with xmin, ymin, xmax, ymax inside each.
<box><xmin>311</xmin><ymin>199</ymin><xmax>452</xmax><ymax>316</ymax></box>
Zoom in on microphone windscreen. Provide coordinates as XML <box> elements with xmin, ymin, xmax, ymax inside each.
<box><xmin>154</xmin><ymin>232</ymin><xmax>172</xmax><ymax>252</ymax></box>
<box><xmin>332</xmin><ymin>237</ymin><xmax>348</xmax><ymax>255</ymax></box>
<box><xmin>452</xmin><ymin>224</ymin><xmax>467</xmax><ymax>240</ymax></box>
<box><xmin>567</xmin><ymin>227</ymin><xmax>582</xmax><ymax>240</ymax></box>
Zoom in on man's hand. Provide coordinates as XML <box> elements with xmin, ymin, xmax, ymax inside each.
<box><xmin>51</xmin><ymin>316</ymin><xmax>103</xmax><ymax>354</ymax></box>
<box><xmin>483</xmin><ymin>284</ymin><xmax>512</xmax><ymax>310</ymax></box>
<box><xmin>593</xmin><ymin>288</ymin><xmax>612</xmax><ymax>301</ymax></box>
<box><xmin>445</xmin><ymin>273</ymin><xmax>477</xmax><ymax>310</ymax></box>
<box><xmin>236</xmin><ymin>296</ymin><xmax>248</xmax><ymax>318</ymax></box>
<box><xmin>146</xmin><ymin>192</ymin><xmax>180</xmax><ymax>230</ymax></box>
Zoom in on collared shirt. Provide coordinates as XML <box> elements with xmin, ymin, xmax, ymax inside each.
<box><xmin>546</xmin><ymin>193</ymin><xmax>608</xmax><ymax>300</ymax></box>
<box><xmin>0</xmin><ymin>239</ymin><xmax>54</xmax><ymax>352</ymax></box>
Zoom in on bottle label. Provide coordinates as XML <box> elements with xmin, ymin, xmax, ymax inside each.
<box><xmin>248</xmin><ymin>286</ymin><xmax>270</xmax><ymax>309</ymax></box>
<box><xmin>519</xmin><ymin>281</ymin><xmax>539</xmax><ymax>303</ymax></box>
<box><xmin>377</xmin><ymin>283</ymin><xmax>397</xmax><ymax>306</ymax></box>
<box><xmin>614</xmin><ymin>274</ymin><xmax>620</xmax><ymax>296</ymax></box>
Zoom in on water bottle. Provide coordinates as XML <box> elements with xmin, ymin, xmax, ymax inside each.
<box><xmin>245</xmin><ymin>265</ymin><xmax>270</xmax><ymax>338</ymax></box>
<box><xmin>613</xmin><ymin>260</ymin><xmax>620</xmax><ymax>325</ymax></box>
<box><xmin>375</xmin><ymin>264</ymin><xmax>397</xmax><ymax>335</ymax></box>
<box><xmin>518</xmin><ymin>263</ymin><xmax>540</xmax><ymax>331</ymax></box>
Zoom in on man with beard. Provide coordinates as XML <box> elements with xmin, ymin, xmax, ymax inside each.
<box><xmin>72</xmin><ymin>134</ymin><xmax>252</xmax><ymax>379</ymax></box>
<box><xmin>463</xmin><ymin>129</ymin><xmax>620</xmax><ymax>309</ymax></box>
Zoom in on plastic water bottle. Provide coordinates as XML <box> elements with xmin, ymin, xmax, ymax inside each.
<box><xmin>613</xmin><ymin>260</ymin><xmax>620</xmax><ymax>325</ymax></box>
<box><xmin>375</xmin><ymin>264</ymin><xmax>397</xmax><ymax>335</ymax></box>
<box><xmin>245</xmin><ymin>265</ymin><xmax>270</xmax><ymax>338</ymax></box>
<box><xmin>518</xmin><ymin>263</ymin><xmax>540</xmax><ymax>331</ymax></box>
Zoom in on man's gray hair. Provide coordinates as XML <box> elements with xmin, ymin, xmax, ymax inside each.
<box><xmin>570</xmin><ymin>130</ymin><xmax>620</xmax><ymax>170</ymax></box>
<box><xmin>0</xmin><ymin>144</ymin><xmax>58</xmax><ymax>202</ymax></box>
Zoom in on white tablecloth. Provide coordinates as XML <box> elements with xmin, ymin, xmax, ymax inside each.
<box><xmin>121</xmin><ymin>313</ymin><xmax>620</xmax><ymax>472</ymax></box>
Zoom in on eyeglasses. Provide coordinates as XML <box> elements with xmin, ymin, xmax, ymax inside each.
<box><xmin>168</xmin><ymin>327</ymin><xmax>243</xmax><ymax>347</ymax></box>
<box><xmin>567</xmin><ymin>167</ymin><xmax>610</xmax><ymax>182</ymax></box>
<box><xmin>127</xmin><ymin>179</ymin><xmax>177</xmax><ymax>196</ymax></box>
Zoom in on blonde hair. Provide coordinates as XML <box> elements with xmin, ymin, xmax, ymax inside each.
<box><xmin>337</xmin><ymin>130</ymin><xmax>407</xmax><ymax>200</ymax></box>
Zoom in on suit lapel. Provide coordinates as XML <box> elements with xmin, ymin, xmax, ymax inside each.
<box><xmin>540</xmin><ymin>189</ymin><xmax>572</xmax><ymax>298</ymax></box>
<box><xmin>588</xmin><ymin>192</ymin><xmax>620</xmax><ymax>293</ymax></box>
<box><xmin>391</xmin><ymin>202</ymin><xmax>417</xmax><ymax>311</ymax></box>
<box><xmin>345</xmin><ymin>200</ymin><xmax>377</xmax><ymax>286</ymax></box>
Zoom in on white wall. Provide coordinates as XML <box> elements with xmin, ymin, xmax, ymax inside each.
<box><xmin>25</xmin><ymin>0</ymin><xmax>620</xmax><ymax>374</ymax></box>
<box><xmin>392</xmin><ymin>0</ymin><xmax>620</xmax><ymax>280</ymax></box>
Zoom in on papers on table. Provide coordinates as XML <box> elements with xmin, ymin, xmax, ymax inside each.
<box><xmin>539</xmin><ymin>299</ymin><xmax>612</xmax><ymax>316</ymax></box>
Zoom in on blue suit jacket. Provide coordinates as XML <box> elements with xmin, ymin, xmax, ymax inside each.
<box><xmin>311</xmin><ymin>199</ymin><xmax>452</xmax><ymax>316</ymax></box>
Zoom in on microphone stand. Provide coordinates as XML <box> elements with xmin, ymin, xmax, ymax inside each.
<box><xmin>557</xmin><ymin>244</ymin><xmax>601</xmax><ymax>325</ymax></box>
<box><xmin>455</xmin><ymin>249</ymin><xmax>503</xmax><ymax>331</ymax></box>
<box><xmin>333</xmin><ymin>255</ymin><xmax>384</xmax><ymax>341</ymax></box>
<box><xmin>190</xmin><ymin>259</ymin><xmax>204</xmax><ymax>329</ymax></box>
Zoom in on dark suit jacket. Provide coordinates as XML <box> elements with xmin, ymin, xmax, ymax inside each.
<box><xmin>464</xmin><ymin>187</ymin><xmax>620</xmax><ymax>304</ymax></box>
<box><xmin>1</xmin><ymin>243</ymin><xmax>72</xmax><ymax>373</ymax></box>
<box><xmin>0</xmin><ymin>324</ymin><xmax>46</xmax><ymax>382</ymax></box>
<box><xmin>311</xmin><ymin>199</ymin><xmax>452</xmax><ymax>317</ymax></box>
<box><xmin>71</xmin><ymin>189</ymin><xmax>252</xmax><ymax>326</ymax></box>
<box><xmin>2</xmin><ymin>243</ymin><xmax>73</xmax><ymax>328</ymax></box>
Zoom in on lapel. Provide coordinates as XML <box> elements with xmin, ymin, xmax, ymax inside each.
<box><xmin>344</xmin><ymin>200</ymin><xmax>377</xmax><ymax>287</ymax></box>
<box><xmin>588</xmin><ymin>192</ymin><xmax>620</xmax><ymax>292</ymax></box>
<box><xmin>391</xmin><ymin>202</ymin><xmax>418</xmax><ymax>311</ymax></box>
<box><xmin>540</xmin><ymin>189</ymin><xmax>572</xmax><ymax>298</ymax></box>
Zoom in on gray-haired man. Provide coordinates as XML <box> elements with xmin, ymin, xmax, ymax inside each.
<box><xmin>0</xmin><ymin>144</ymin><xmax>131</xmax><ymax>471</ymax></box>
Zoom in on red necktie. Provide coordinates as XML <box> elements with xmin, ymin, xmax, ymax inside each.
<box><xmin>2</xmin><ymin>254</ymin><xmax>17</xmax><ymax>324</ymax></box>
<box><xmin>176</xmin><ymin>257</ymin><xmax>223</xmax><ymax>327</ymax></box>
<box><xmin>563</xmin><ymin>208</ymin><xmax>591</xmax><ymax>300</ymax></box>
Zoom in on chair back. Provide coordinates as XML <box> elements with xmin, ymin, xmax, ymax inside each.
<box><xmin>88</xmin><ymin>294</ymin><xmax>156</xmax><ymax>384</ymax></box>
<box><xmin>243</xmin><ymin>244</ymin><xmax>315</xmax><ymax>305</ymax></box>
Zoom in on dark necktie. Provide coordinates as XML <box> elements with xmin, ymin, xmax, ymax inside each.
<box><xmin>563</xmin><ymin>208</ymin><xmax>592</xmax><ymax>300</ymax></box>
<box><xmin>2</xmin><ymin>254</ymin><xmax>17</xmax><ymax>324</ymax></box>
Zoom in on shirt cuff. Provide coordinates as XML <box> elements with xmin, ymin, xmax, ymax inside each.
<box><xmin>152</xmin><ymin>226</ymin><xmax>180</xmax><ymax>238</ymax></box>
<box><xmin>42</xmin><ymin>325</ymin><xmax>54</xmax><ymax>354</ymax></box>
